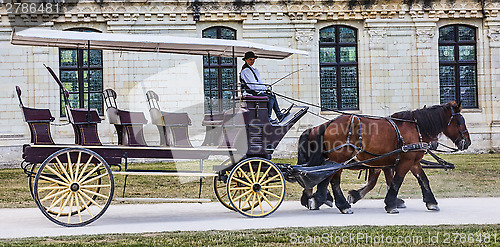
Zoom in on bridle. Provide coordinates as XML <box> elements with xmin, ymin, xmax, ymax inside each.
<box><xmin>447</xmin><ymin>106</ymin><xmax>469</xmax><ymax>146</ymax></box>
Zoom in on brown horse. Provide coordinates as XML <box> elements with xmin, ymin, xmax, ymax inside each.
<box><xmin>298</xmin><ymin>102</ymin><xmax>471</xmax><ymax>214</ymax></box>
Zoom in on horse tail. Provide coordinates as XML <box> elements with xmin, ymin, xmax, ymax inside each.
<box><xmin>297</xmin><ymin>128</ymin><xmax>312</xmax><ymax>165</ymax></box>
<box><xmin>298</xmin><ymin>120</ymin><xmax>335</xmax><ymax>167</ymax></box>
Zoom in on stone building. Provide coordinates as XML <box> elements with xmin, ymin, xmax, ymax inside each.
<box><xmin>1</xmin><ymin>0</ymin><xmax>499</xmax><ymax>164</ymax></box>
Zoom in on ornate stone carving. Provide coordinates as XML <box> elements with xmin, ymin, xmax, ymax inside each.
<box><xmin>368</xmin><ymin>30</ymin><xmax>386</xmax><ymax>44</ymax></box>
<box><xmin>487</xmin><ymin>27</ymin><xmax>500</xmax><ymax>42</ymax></box>
<box><xmin>295</xmin><ymin>29</ymin><xmax>314</xmax><ymax>46</ymax></box>
<box><xmin>416</xmin><ymin>28</ymin><xmax>435</xmax><ymax>43</ymax></box>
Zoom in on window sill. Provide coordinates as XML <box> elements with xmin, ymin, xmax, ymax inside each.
<box><xmin>461</xmin><ymin>108</ymin><xmax>482</xmax><ymax>113</ymax></box>
<box><xmin>320</xmin><ymin>109</ymin><xmax>361</xmax><ymax>115</ymax></box>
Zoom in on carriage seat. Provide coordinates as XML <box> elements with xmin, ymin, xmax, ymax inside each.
<box><xmin>16</xmin><ymin>86</ymin><xmax>55</xmax><ymax>145</ymax></box>
<box><xmin>103</xmin><ymin>88</ymin><xmax>147</xmax><ymax>146</ymax></box>
<box><xmin>146</xmin><ymin>90</ymin><xmax>193</xmax><ymax>148</ymax></box>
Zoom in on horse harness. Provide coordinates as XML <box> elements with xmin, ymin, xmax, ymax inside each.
<box><xmin>323</xmin><ymin>115</ymin><xmax>432</xmax><ymax>168</ymax></box>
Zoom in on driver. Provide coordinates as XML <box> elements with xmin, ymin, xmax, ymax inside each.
<box><xmin>240</xmin><ymin>51</ymin><xmax>287</xmax><ymax>124</ymax></box>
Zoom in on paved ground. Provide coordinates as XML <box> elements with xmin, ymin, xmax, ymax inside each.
<box><xmin>1</xmin><ymin>197</ymin><xmax>499</xmax><ymax>239</ymax></box>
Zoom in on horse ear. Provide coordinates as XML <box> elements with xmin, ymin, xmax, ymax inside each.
<box><xmin>457</xmin><ymin>100</ymin><xmax>462</xmax><ymax>109</ymax></box>
<box><xmin>423</xmin><ymin>105</ymin><xmax>427</xmax><ymax>109</ymax></box>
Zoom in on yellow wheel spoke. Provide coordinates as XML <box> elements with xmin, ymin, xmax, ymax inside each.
<box><xmin>262</xmin><ymin>189</ymin><xmax>281</xmax><ymax>199</ymax></box>
<box><xmin>229</xmin><ymin>186</ymin><xmax>251</xmax><ymax>191</ymax></box>
<box><xmin>261</xmin><ymin>185</ymin><xmax>284</xmax><ymax>189</ymax></box>
<box><xmin>232</xmin><ymin>189</ymin><xmax>252</xmax><ymax>202</ymax></box>
<box><xmin>79</xmin><ymin>190</ymin><xmax>103</xmax><ymax>210</ymax></box>
<box><xmin>67</xmin><ymin>152</ymin><xmax>74</xmax><ymax>181</ymax></box>
<box><xmin>77</xmin><ymin>192</ymin><xmax>94</xmax><ymax>218</ymax></box>
<box><xmin>242</xmin><ymin>191</ymin><xmax>253</xmax><ymax>210</ymax></box>
<box><xmin>79</xmin><ymin>163</ymin><xmax>102</xmax><ymax>184</ymax></box>
<box><xmin>259</xmin><ymin>191</ymin><xmax>274</xmax><ymax>208</ymax></box>
<box><xmin>44</xmin><ymin>166</ymin><xmax>70</xmax><ymax>185</ymax></box>
<box><xmin>74</xmin><ymin>192</ymin><xmax>83</xmax><ymax>222</ymax></box>
<box><xmin>54</xmin><ymin>157</ymin><xmax>72</xmax><ymax>183</ymax></box>
<box><xmin>39</xmin><ymin>186</ymin><xmax>67</xmax><ymax>191</ymax></box>
<box><xmin>67</xmin><ymin>193</ymin><xmax>74</xmax><ymax>224</ymax></box>
<box><xmin>250</xmin><ymin>192</ymin><xmax>257</xmax><ymax>215</ymax></box>
<box><xmin>81</xmin><ymin>172</ymin><xmax>109</xmax><ymax>185</ymax></box>
<box><xmin>258</xmin><ymin>166</ymin><xmax>272</xmax><ymax>184</ymax></box>
<box><xmin>40</xmin><ymin>188</ymin><xmax>70</xmax><ymax>203</ymax></box>
<box><xmin>255</xmin><ymin>161</ymin><xmax>262</xmax><ymax>185</ymax></box>
<box><xmin>77</xmin><ymin>156</ymin><xmax>93</xmax><ymax>181</ymax></box>
<box><xmin>80</xmin><ymin>184</ymin><xmax>111</xmax><ymax>189</ymax></box>
<box><xmin>55</xmin><ymin>192</ymin><xmax>72</xmax><ymax>219</ymax></box>
<box><xmin>257</xmin><ymin>193</ymin><xmax>264</xmax><ymax>214</ymax></box>
<box><xmin>39</xmin><ymin>175</ymin><xmax>69</xmax><ymax>187</ymax></box>
<box><xmin>81</xmin><ymin>188</ymin><xmax>109</xmax><ymax>199</ymax></box>
<box><xmin>261</xmin><ymin>174</ymin><xmax>281</xmax><ymax>186</ymax></box>
<box><xmin>220</xmin><ymin>192</ymin><xmax>228</xmax><ymax>199</ymax></box>
<box><xmin>74</xmin><ymin>152</ymin><xmax>82</xmax><ymax>184</ymax></box>
<box><xmin>231</xmin><ymin>177</ymin><xmax>252</xmax><ymax>187</ymax></box>
<box><xmin>248</xmin><ymin>162</ymin><xmax>255</xmax><ymax>183</ymax></box>
<box><xmin>237</xmin><ymin>168</ymin><xmax>253</xmax><ymax>185</ymax></box>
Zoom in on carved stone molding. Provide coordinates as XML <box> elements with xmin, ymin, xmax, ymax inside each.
<box><xmin>416</xmin><ymin>28</ymin><xmax>435</xmax><ymax>43</ymax></box>
<box><xmin>487</xmin><ymin>27</ymin><xmax>500</xmax><ymax>42</ymax></box>
<box><xmin>295</xmin><ymin>29</ymin><xmax>314</xmax><ymax>46</ymax></box>
<box><xmin>368</xmin><ymin>29</ymin><xmax>386</xmax><ymax>44</ymax></box>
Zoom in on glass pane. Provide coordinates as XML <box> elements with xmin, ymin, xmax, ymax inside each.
<box><xmin>439</xmin><ymin>66</ymin><xmax>455</xmax><ymax>87</ymax></box>
<box><xmin>440</xmin><ymin>87</ymin><xmax>455</xmax><ymax>104</ymax></box>
<box><xmin>320</xmin><ymin>88</ymin><xmax>337</xmax><ymax>109</ymax></box>
<box><xmin>202</xmin><ymin>28</ymin><xmax>217</xmax><ymax>39</ymax></box>
<box><xmin>83</xmin><ymin>93</ymin><xmax>103</xmax><ymax>114</ymax></box>
<box><xmin>341</xmin><ymin>88</ymin><xmax>358</xmax><ymax>109</ymax></box>
<box><xmin>60</xmin><ymin>50</ymin><xmax>77</xmax><ymax>67</ymax></box>
<box><xmin>221</xmin><ymin>68</ymin><xmax>234</xmax><ymax>90</ymax></box>
<box><xmin>221</xmin><ymin>57</ymin><xmax>235</xmax><ymax>65</ymax></box>
<box><xmin>222</xmin><ymin>91</ymin><xmax>233</xmax><ymax>111</ymax></box>
<box><xmin>203</xmin><ymin>68</ymin><xmax>218</xmax><ymax>90</ymax></box>
<box><xmin>340</xmin><ymin>47</ymin><xmax>356</xmax><ymax>62</ymax></box>
<box><xmin>340</xmin><ymin>66</ymin><xmax>357</xmax><ymax>87</ymax></box>
<box><xmin>459</xmin><ymin>45</ymin><xmax>475</xmax><ymax>60</ymax></box>
<box><xmin>439</xmin><ymin>46</ymin><xmax>455</xmax><ymax>61</ymax></box>
<box><xmin>221</xmin><ymin>28</ymin><xmax>236</xmax><ymax>40</ymax></box>
<box><xmin>61</xmin><ymin>93</ymin><xmax>79</xmax><ymax>116</ymax></box>
<box><xmin>459</xmin><ymin>65</ymin><xmax>476</xmax><ymax>86</ymax></box>
<box><xmin>460</xmin><ymin>86</ymin><xmax>477</xmax><ymax>108</ymax></box>
<box><xmin>319</xmin><ymin>27</ymin><xmax>335</xmax><ymax>43</ymax></box>
<box><xmin>339</xmin><ymin>27</ymin><xmax>356</xmax><ymax>43</ymax></box>
<box><xmin>203</xmin><ymin>55</ymin><xmax>219</xmax><ymax>65</ymax></box>
<box><xmin>61</xmin><ymin>71</ymin><xmax>78</xmax><ymax>92</ymax></box>
<box><xmin>83</xmin><ymin>70</ymin><xmax>103</xmax><ymax>92</ymax></box>
<box><xmin>439</xmin><ymin>26</ymin><xmax>454</xmax><ymax>42</ymax></box>
<box><xmin>83</xmin><ymin>50</ymin><xmax>102</xmax><ymax>67</ymax></box>
<box><xmin>320</xmin><ymin>47</ymin><xmax>336</xmax><ymax>63</ymax></box>
<box><xmin>458</xmin><ymin>26</ymin><xmax>475</xmax><ymax>41</ymax></box>
<box><xmin>320</xmin><ymin>67</ymin><xmax>337</xmax><ymax>88</ymax></box>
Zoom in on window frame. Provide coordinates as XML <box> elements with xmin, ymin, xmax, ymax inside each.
<box><xmin>319</xmin><ymin>25</ymin><xmax>359</xmax><ymax>111</ymax></box>
<box><xmin>59</xmin><ymin>28</ymin><xmax>104</xmax><ymax>117</ymax></box>
<box><xmin>202</xmin><ymin>26</ymin><xmax>237</xmax><ymax>114</ymax></box>
<box><xmin>438</xmin><ymin>24</ymin><xmax>478</xmax><ymax>108</ymax></box>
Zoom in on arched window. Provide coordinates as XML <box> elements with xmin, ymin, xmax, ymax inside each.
<box><xmin>59</xmin><ymin>28</ymin><xmax>103</xmax><ymax>116</ymax></box>
<box><xmin>438</xmin><ymin>25</ymin><xmax>478</xmax><ymax>108</ymax></box>
<box><xmin>202</xmin><ymin>26</ymin><xmax>236</xmax><ymax>113</ymax></box>
<box><xmin>319</xmin><ymin>25</ymin><xmax>359</xmax><ymax>110</ymax></box>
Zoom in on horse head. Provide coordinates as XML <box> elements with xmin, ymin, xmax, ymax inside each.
<box><xmin>442</xmin><ymin>101</ymin><xmax>471</xmax><ymax>150</ymax></box>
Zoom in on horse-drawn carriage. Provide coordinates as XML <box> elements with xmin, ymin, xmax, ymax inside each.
<box><xmin>11</xmin><ymin>28</ymin><xmax>472</xmax><ymax>227</ymax></box>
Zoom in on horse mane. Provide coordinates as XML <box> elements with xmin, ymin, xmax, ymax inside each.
<box><xmin>391</xmin><ymin>103</ymin><xmax>451</xmax><ymax>139</ymax></box>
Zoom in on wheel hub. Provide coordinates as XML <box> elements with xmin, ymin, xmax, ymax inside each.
<box><xmin>252</xmin><ymin>183</ymin><xmax>262</xmax><ymax>192</ymax></box>
<box><xmin>70</xmin><ymin>183</ymin><xmax>80</xmax><ymax>192</ymax></box>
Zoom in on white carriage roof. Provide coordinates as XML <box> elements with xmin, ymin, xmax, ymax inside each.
<box><xmin>11</xmin><ymin>28</ymin><xmax>308</xmax><ymax>59</ymax></box>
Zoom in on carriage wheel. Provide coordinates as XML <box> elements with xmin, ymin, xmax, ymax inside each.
<box><xmin>227</xmin><ymin>158</ymin><xmax>285</xmax><ymax>218</ymax></box>
<box><xmin>214</xmin><ymin>168</ymin><xmax>259</xmax><ymax>212</ymax></box>
<box><xmin>33</xmin><ymin>148</ymin><xmax>114</xmax><ymax>227</ymax></box>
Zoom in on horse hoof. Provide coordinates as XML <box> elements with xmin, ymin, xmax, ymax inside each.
<box><xmin>426</xmin><ymin>204</ymin><xmax>440</xmax><ymax>211</ymax></box>
<box><xmin>340</xmin><ymin>208</ymin><xmax>353</xmax><ymax>214</ymax></box>
<box><xmin>396</xmin><ymin>198</ymin><xmax>406</xmax><ymax>209</ymax></box>
<box><xmin>347</xmin><ymin>190</ymin><xmax>361</xmax><ymax>204</ymax></box>
<box><xmin>308</xmin><ymin>198</ymin><xmax>319</xmax><ymax>210</ymax></box>
<box><xmin>386</xmin><ymin>208</ymin><xmax>399</xmax><ymax>214</ymax></box>
<box><xmin>325</xmin><ymin>200</ymin><xmax>334</xmax><ymax>208</ymax></box>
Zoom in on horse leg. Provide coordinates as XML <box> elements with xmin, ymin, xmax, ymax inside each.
<box><xmin>301</xmin><ymin>188</ymin><xmax>313</xmax><ymax>208</ymax></box>
<box><xmin>410</xmin><ymin>165</ymin><xmax>439</xmax><ymax>211</ymax></box>
<box><xmin>384</xmin><ymin>162</ymin><xmax>411</xmax><ymax>214</ymax></box>
<box><xmin>330</xmin><ymin>170</ymin><xmax>352</xmax><ymax>214</ymax></box>
<box><xmin>308</xmin><ymin>177</ymin><xmax>332</xmax><ymax>210</ymax></box>
<box><xmin>382</xmin><ymin>168</ymin><xmax>406</xmax><ymax>208</ymax></box>
<box><xmin>347</xmin><ymin>168</ymin><xmax>381</xmax><ymax>204</ymax></box>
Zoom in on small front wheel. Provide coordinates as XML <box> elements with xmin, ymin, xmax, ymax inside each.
<box><xmin>33</xmin><ymin>148</ymin><xmax>114</xmax><ymax>227</ymax></box>
<box><xmin>227</xmin><ymin>158</ymin><xmax>285</xmax><ymax>218</ymax></box>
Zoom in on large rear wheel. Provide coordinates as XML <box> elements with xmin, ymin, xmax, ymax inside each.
<box><xmin>33</xmin><ymin>148</ymin><xmax>114</xmax><ymax>227</ymax></box>
<box><xmin>227</xmin><ymin>158</ymin><xmax>285</xmax><ymax>218</ymax></box>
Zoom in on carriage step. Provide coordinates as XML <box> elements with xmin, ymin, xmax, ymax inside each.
<box><xmin>112</xmin><ymin>171</ymin><xmax>217</xmax><ymax>177</ymax></box>
<box><xmin>115</xmin><ymin>197</ymin><xmax>212</xmax><ymax>203</ymax></box>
